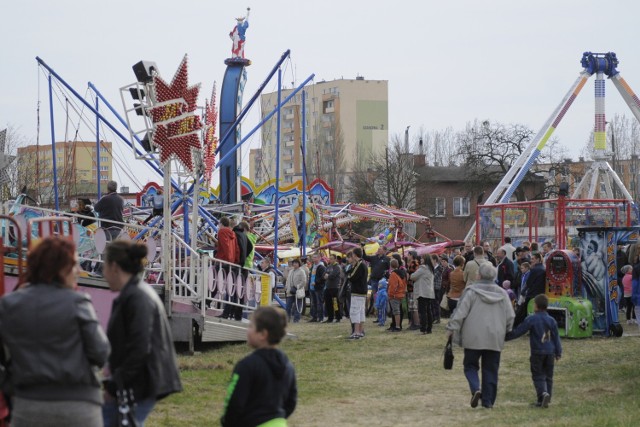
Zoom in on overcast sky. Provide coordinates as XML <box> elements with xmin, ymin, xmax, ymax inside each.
<box><xmin>2</xmin><ymin>0</ymin><xmax>640</xmax><ymax>191</ymax></box>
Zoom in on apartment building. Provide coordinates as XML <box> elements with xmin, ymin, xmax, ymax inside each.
<box><xmin>17</xmin><ymin>141</ymin><xmax>113</xmax><ymax>204</ymax></box>
<box><xmin>251</xmin><ymin>77</ymin><xmax>388</xmax><ymax>198</ymax></box>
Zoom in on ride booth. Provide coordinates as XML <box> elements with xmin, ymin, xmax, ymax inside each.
<box><xmin>528</xmin><ymin>249</ymin><xmax>593</xmax><ymax>338</ymax></box>
<box><xmin>532</xmin><ymin>227</ymin><xmax>636</xmax><ymax>336</ymax></box>
<box><xmin>576</xmin><ymin>227</ymin><xmax>638</xmax><ymax>336</ymax></box>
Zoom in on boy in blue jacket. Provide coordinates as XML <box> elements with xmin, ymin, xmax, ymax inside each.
<box><xmin>506</xmin><ymin>294</ymin><xmax>562</xmax><ymax>408</ymax></box>
<box><xmin>375</xmin><ymin>278</ymin><xmax>389</xmax><ymax>326</ymax></box>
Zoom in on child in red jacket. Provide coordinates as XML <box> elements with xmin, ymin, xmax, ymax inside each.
<box><xmin>387</xmin><ymin>259</ymin><xmax>407</xmax><ymax>332</ymax></box>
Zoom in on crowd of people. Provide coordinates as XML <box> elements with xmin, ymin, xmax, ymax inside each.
<box><xmin>12</xmin><ymin>198</ymin><xmax>640</xmax><ymax>425</ymax></box>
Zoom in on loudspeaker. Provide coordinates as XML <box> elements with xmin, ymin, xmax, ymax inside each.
<box><xmin>132</xmin><ymin>60</ymin><xmax>158</xmax><ymax>84</ymax></box>
<box><xmin>559</xmin><ymin>182</ymin><xmax>569</xmax><ymax>197</ymax></box>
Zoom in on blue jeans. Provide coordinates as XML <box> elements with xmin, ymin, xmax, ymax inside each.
<box><xmin>531</xmin><ymin>354</ymin><xmax>555</xmax><ymax>402</ymax></box>
<box><xmin>310</xmin><ymin>288</ymin><xmax>325</xmax><ymax>320</ymax></box>
<box><xmin>286</xmin><ymin>295</ymin><xmax>302</xmax><ymax>322</ymax></box>
<box><xmin>103</xmin><ymin>397</ymin><xmax>156</xmax><ymax>427</ymax></box>
<box><xmin>463</xmin><ymin>349</ymin><xmax>501</xmax><ymax>408</ymax></box>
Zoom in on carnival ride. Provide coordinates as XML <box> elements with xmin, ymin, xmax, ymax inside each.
<box><xmin>466</xmin><ymin>52</ymin><xmax>640</xmax><ymax>243</ymax></box>
<box><xmin>2</xmin><ymin>17</ymin><xmax>450</xmax><ymax>346</ymax></box>
<box><xmin>470</xmin><ymin>52</ymin><xmax>640</xmax><ymax>337</ymax></box>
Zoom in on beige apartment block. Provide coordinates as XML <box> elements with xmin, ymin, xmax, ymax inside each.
<box><xmin>17</xmin><ymin>141</ymin><xmax>113</xmax><ymax>204</ymax></box>
<box><xmin>252</xmin><ymin>78</ymin><xmax>388</xmax><ymax>194</ymax></box>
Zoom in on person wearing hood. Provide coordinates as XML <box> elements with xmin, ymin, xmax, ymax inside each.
<box><xmin>221</xmin><ymin>306</ymin><xmax>297</xmax><ymax>427</ymax></box>
<box><xmin>446</xmin><ymin>263</ymin><xmax>515</xmax><ymax>410</ymax></box>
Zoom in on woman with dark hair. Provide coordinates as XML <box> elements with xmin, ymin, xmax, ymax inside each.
<box><xmin>101</xmin><ymin>240</ymin><xmax>182</xmax><ymax>427</ymax></box>
<box><xmin>0</xmin><ymin>236</ymin><xmax>110</xmax><ymax>427</ymax></box>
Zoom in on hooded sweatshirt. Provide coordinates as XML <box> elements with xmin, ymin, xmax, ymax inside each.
<box><xmin>446</xmin><ymin>280</ymin><xmax>515</xmax><ymax>351</ymax></box>
<box><xmin>221</xmin><ymin>348</ymin><xmax>297</xmax><ymax>427</ymax></box>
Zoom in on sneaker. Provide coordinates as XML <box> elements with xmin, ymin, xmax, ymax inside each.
<box><xmin>470</xmin><ymin>391</ymin><xmax>482</xmax><ymax>408</ymax></box>
<box><xmin>347</xmin><ymin>334</ymin><xmax>360</xmax><ymax>340</ymax></box>
<box><xmin>308</xmin><ymin>318</ymin><xmax>318</xmax><ymax>323</ymax></box>
<box><xmin>433</xmin><ymin>319</ymin><xmax>441</xmax><ymax>324</ymax></box>
<box><xmin>334</xmin><ymin>319</ymin><xmax>341</xmax><ymax>323</ymax></box>
<box><xmin>391</xmin><ymin>327</ymin><xmax>402</xmax><ymax>332</ymax></box>
<box><xmin>378</xmin><ymin>323</ymin><xmax>385</xmax><ymax>327</ymax></box>
<box><xmin>408</xmin><ymin>325</ymin><xmax>420</xmax><ymax>331</ymax></box>
<box><xmin>530</xmin><ymin>402</ymin><xmax>542</xmax><ymax>407</ymax></box>
<box><xmin>541</xmin><ymin>392</ymin><xmax>550</xmax><ymax>408</ymax></box>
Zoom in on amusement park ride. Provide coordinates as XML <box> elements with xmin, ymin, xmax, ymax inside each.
<box><xmin>0</xmin><ymin>12</ymin><xmax>438</xmax><ymax>348</ymax></box>
<box><xmin>471</xmin><ymin>52</ymin><xmax>640</xmax><ymax>337</ymax></box>
<box><xmin>3</xmin><ymin>40</ymin><xmax>640</xmax><ymax>343</ymax></box>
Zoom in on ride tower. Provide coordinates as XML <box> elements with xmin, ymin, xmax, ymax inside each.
<box><xmin>219</xmin><ymin>8</ymin><xmax>251</xmax><ymax>204</ymax></box>
<box><xmin>466</xmin><ymin>51</ymin><xmax>640</xmax><ymax>242</ymax></box>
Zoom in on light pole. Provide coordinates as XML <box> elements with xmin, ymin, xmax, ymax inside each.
<box><xmin>385</xmin><ymin>146</ymin><xmax>391</xmax><ymax>205</ymax></box>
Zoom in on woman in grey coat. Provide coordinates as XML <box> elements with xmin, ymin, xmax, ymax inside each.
<box><xmin>411</xmin><ymin>255</ymin><xmax>436</xmax><ymax>334</ymax></box>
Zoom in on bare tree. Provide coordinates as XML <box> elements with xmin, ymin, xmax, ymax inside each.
<box><xmin>1</xmin><ymin>125</ymin><xmax>32</xmax><ymax>201</ymax></box>
<box><xmin>349</xmin><ymin>133</ymin><xmax>418</xmax><ymax>209</ymax></box>
<box><xmin>456</xmin><ymin>120</ymin><xmax>539</xmax><ymax>201</ymax></box>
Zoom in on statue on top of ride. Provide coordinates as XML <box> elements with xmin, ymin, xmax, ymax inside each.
<box><xmin>230</xmin><ymin>8</ymin><xmax>250</xmax><ymax>58</ymax></box>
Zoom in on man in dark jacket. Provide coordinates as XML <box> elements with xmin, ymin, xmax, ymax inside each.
<box><xmin>347</xmin><ymin>247</ymin><xmax>368</xmax><ymax>339</ymax></box>
<box><xmin>308</xmin><ymin>254</ymin><xmax>326</xmax><ymax>322</ymax></box>
<box><xmin>362</xmin><ymin>245</ymin><xmax>390</xmax><ymax>315</ymax></box>
<box><xmin>496</xmin><ymin>249</ymin><xmax>515</xmax><ymax>286</ymax></box>
<box><xmin>94</xmin><ymin>180</ymin><xmax>124</xmax><ymax>240</ymax></box>
<box><xmin>323</xmin><ymin>254</ymin><xmax>343</xmax><ymax>323</ymax></box>
<box><xmin>515</xmin><ymin>252</ymin><xmax>546</xmax><ymax>326</ymax></box>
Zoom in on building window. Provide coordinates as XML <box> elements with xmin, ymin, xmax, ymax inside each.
<box><xmin>100</xmin><ymin>156</ymin><xmax>108</xmax><ymax>163</ymax></box>
<box><xmin>323</xmin><ymin>100</ymin><xmax>334</xmax><ymax>114</ymax></box>
<box><xmin>453</xmin><ymin>197</ymin><xmax>470</xmax><ymax>217</ymax></box>
<box><xmin>429</xmin><ymin>197</ymin><xmax>445</xmax><ymax>217</ymax></box>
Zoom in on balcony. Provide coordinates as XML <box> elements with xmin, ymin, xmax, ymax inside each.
<box><xmin>284</xmin><ymin>140</ymin><xmax>295</xmax><ymax>147</ymax></box>
<box><xmin>285</xmin><ymin>168</ymin><xmax>295</xmax><ymax>174</ymax></box>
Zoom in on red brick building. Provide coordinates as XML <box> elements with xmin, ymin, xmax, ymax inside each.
<box><xmin>414</xmin><ymin>162</ymin><xmax>545</xmax><ymax>241</ymax></box>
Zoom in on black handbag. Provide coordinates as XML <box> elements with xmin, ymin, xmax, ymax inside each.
<box><xmin>443</xmin><ymin>336</ymin><xmax>454</xmax><ymax>370</ymax></box>
<box><xmin>116</xmin><ymin>383</ymin><xmax>140</xmax><ymax>427</ymax></box>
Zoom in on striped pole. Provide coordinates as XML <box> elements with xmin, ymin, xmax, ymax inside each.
<box><xmin>594</xmin><ymin>73</ymin><xmax>606</xmax><ymax>151</ymax></box>
<box><xmin>498</xmin><ymin>73</ymin><xmax>591</xmax><ymax>203</ymax></box>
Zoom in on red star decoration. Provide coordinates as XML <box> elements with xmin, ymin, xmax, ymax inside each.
<box><xmin>153</xmin><ymin>124</ymin><xmax>200</xmax><ymax>171</ymax></box>
<box><xmin>202</xmin><ymin>83</ymin><xmax>218</xmax><ymax>185</ymax></box>
<box><xmin>150</xmin><ymin>54</ymin><xmax>203</xmax><ymax>173</ymax></box>
<box><xmin>154</xmin><ymin>54</ymin><xmax>200</xmax><ymax>112</ymax></box>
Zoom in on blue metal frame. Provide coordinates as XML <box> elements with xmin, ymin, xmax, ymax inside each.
<box><xmin>219</xmin><ymin>64</ymin><xmax>246</xmax><ymax>204</ymax></box>
<box><xmin>48</xmin><ymin>74</ymin><xmax>60</xmax><ymax>210</ymax></box>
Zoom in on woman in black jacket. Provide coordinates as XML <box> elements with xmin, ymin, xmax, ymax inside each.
<box><xmin>101</xmin><ymin>240</ymin><xmax>182</xmax><ymax>427</ymax></box>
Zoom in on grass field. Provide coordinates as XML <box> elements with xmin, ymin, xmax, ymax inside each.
<box><xmin>148</xmin><ymin>317</ymin><xmax>640</xmax><ymax>427</ymax></box>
